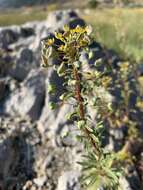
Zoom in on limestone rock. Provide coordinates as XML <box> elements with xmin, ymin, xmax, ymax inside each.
<box><xmin>0</xmin><ymin>26</ymin><xmax>20</xmax><ymax>48</ymax></box>
<box><xmin>4</xmin><ymin>69</ymin><xmax>46</xmax><ymax>121</ymax></box>
<box><xmin>47</xmin><ymin>10</ymin><xmax>85</xmax><ymax>31</ymax></box>
<box><xmin>57</xmin><ymin>171</ymin><xmax>80</xmax><ymax>190</ymax></box>
<box><xmin>9</xmin><ymin>48</ymin><xmax>37</xmax><ymax>81</ymax></box>
<box><xmin>0</xmin><ymin>78</ymin><xmax>6</xmax><ymax>101</ymax></box>
<box><xmin>0</xmin><ymin>117</ymin><xmax>37</xmax><ymax>190</ymax></box>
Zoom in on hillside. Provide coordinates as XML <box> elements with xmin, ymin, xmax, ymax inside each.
<box><xmin>0</xmin><ymin>0</ymin><xmax>143</xmax><ymax>9</ymax></box>
<box><xmin>0</xmin><ymin>0</ymin><xmax>53</xmax><ymax>8</ymax></box>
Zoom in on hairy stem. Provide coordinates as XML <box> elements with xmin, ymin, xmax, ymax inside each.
<box><xmin>73</xmin><ymin>66</ymin><xmax>100</xmax><ymax>154</ymax></box>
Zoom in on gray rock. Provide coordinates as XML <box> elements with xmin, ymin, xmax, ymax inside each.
<box><xmin>38</xmin><ymin>68</ymin><xmax>76</xmax><ymax>146</ymax></box>
<box><xmin>0</xmin><ymin>78</ymin><xmax>6</xmax><ymax>101</ymax></box>
<box><xmin>9</xmin><ymin>36</ymin><xmax>35</xmax><ymax>51</ymax></box>
<box><xmin>107</xmin><ymin>127</ymin><xmax>126</xmax><ymax>151</ymax></box>
<box><xmin>0</xmin><ymin>117</ymin><xmax>37</xmax><ymax>189</ymax></box>
<box><xmin>119</xmin><ymin>168</ymin><xmax>141</xmax><ymax>190</ymax></box>
<box><xmin>59</xmin><ymin>124</ymin><xmax>80</xmax><ymax>147</ymax></box>
<box><xmin>0</xmin><ymin>27</ymin><xmax>20</xmax><ymax>48</ymax></box>
<box><xmin>80</xmin><ymin>41</ymin><xmax>120</xmax><ymax>68</ymax></box>
<box><xmin>47</xmin><ymin>10</ymin><xmax>85</xmax><ymax>31</ymax></box>
<box><xmin>126</xmin><ymin>166</ymin><xmax>142</xmax><ymax>190</ymax></box>
<box><xmin>57</xmin><ymin>171</ymin><xmax>80</xmax><ymax>190</ymax></box>
<box><xmin>0</xmin><ymin>51</ymin><xmax>13</xmax><ymax>77</ymax></box>
<box><xmin>119</xmin><ymin>177</ymin><xmax>133</xmax><ymax>190</ymax></box>
<box><xmin>33</xmin><ymin>176</ymin><xmax>47</xmax><ymax>187</ymax></box>
<box><xmin>69</xmin><ymin>18</ymin><xmax>85</xmax><ymax>29</ymax></box>
<box><xmin>9</xmin><ymin>48</ymin><xmax>36</xmax><ymax>81</ymax></box>
<box><xmin>20</xmin><ymin>27</ymin><xmax>35</xmax><ymax>38</ymax></box>
<box><xmin>109</xmin><ymin>128</ymin><xmax>125</xmax><ymax>140</ymax></box>
<box><xmin>137</xmin><ymin>63</ymin><xmax>143</xmax><ymax>76</ymax></box>
<box><xmin>30</xmin><ymin>24</ymin><xmax>51</xmax><ymax>53</ymax></box>
<box><xmin>0</xmin><ymin>77</ymin><xmax>20</xmax><ymax>114</ymax></box>
<box><xmin>79</xmin><ymin>41</ymin><xmax>103</xmax><ymax>66</ymax></box>
<box><xmin>4</xmin><ymin>69</ymin><xmax>46</xmax><ymax>121</ymax></box>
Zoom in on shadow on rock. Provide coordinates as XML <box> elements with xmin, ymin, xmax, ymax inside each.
<box><xmin>0</xmin><ymin>128</ymin><xmax>36</xmax><ymax>190</ymax></box>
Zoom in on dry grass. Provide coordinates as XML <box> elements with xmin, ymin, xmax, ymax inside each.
<box><xmin>82</xmin><ymin>8</ymin><xmax>143</xmax><ymax>62</ymax></box>
<box><xmin>0</xmin><ymin>4</ymin><xmax>60</xmax><ymax>26</ymax></box>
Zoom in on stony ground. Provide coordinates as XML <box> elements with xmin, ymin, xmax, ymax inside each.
<box><xmin>0</xmin><ymin>9</ymin><xmax>142</xmax><ymax>190</ymax></box>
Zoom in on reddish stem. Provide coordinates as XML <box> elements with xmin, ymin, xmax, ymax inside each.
<box><xmin>73</xmin><ymin>66</ymin><xmax>99</xmax><ymax>153</ymax></box>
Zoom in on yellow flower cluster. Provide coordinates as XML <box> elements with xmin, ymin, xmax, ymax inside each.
<box><xmin>119</xmin><ymin>61</ymin><xmax>129</xmax><ymax>72</ymax></box>
<box><xmin>136</xmin><ymin>100</ymin><xmax>143</xmax><ymax>110</ymax></box>
<box><xmin>63</xmin><ymin>25</ymin><xmax>92</xmax><ymax>35</ymax></box>
<box><xmin>45</xmin><ymin>38</ymin><xmax>55</xmax><ymax>46</ymax></box>
<box><xmin>41</xmin><ymin>25</ymin><xmax>92</xmax><ymax>66</ymax></box>
<box><xmin>56</xmin><ymin>25</ymin><xmax>91</xmax><ymax>60</ymax></box>
<box><xmin>101</xmin><ymin>76</ymin><xmax>112</xmax><ymax>88</ymax></box>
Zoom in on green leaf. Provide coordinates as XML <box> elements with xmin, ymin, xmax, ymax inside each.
<box><xmin>73</xmin><ymin>61</ymin><xmax>81</xmax><ymax>68</ymax></box>
<box><xmin>65</xmin><ymin>111</ymin><xmax>77</xmax><ymax>120</ymax></box>
<box><xmin>59</xmin><ymin>92</ymin><xmax>73</xmax><ymax>101</ymax></box>
<box><xmin>68</xmin><ymin>79</ymin><xmax>77</xmax><ymax>86</ymax></box>
<box><xmin>61</xmin><ymin>131</ymin><xmax>69</xmax><ymax>138</ymax></box>
<box><xmin>48</xmin><ymin>84</ymin><xmax>56</xmax><ymax>94</ymax></box>
<box><xmin>94</xmin><ymin>58</ymin><xmax>102</xmax><ymax>66</ymax></box>
<box><xmin>89</xmin><ymin>51</ymin><xmax>94</xmax><ymax>59</ymax></box>
<box><xmin>57</xmin><ymin>62</ymin><xmax>66</xmax><ymax>76</ymax></box>
<box><xmin>77</xmin><ymin>120</ymin><xmax>86</xmax><ymax>129</ymax></box>
<box><xmin>107</xmin><ymin>102</ymin><xmax>113</xmax><ymax>111</ymax></box>
<box><xmin>49</xmin><ymin>102</ymin><xmax>56</xmax><ymax>110</ymax></box>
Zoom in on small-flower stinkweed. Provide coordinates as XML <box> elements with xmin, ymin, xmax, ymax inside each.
<box><xmin>41</xmin><ymin>25</ymin><xmax>130</xmax><ymax>189</ymax></box>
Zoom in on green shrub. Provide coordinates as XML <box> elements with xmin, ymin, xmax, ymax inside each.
<box><xmin>41</xmin><ymin>25</ymin><xmax>123</xmax><ymax>189</ymax></box>
<box><xmin>41</xmin><ymin>25</ymin><xmax>143</xmax><ymax>189</ymax></box>
<box><xmin>88</xmin><ymin>0</ymin><xmax>98</xmax><ymax>8</ymax></box>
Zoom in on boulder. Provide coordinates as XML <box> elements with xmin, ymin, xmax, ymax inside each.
<box><xmin>119</xmin><ymin>166</ymin><xmax>141</xmax><ymax>190</ymax></box>
<box><xmin>0</xmin><ymin>78</ymin><xmax>6</xmax><ymax>101</ymax></box>
<box><xmin>57</xmin><ymin>171</ymin><xmax>80</xmax><ymax>190</ymax></box>
<box><xmin>47</xmin><ymin>10</ymin><xmax>85</xmax><ymax>31</ymax></box>
<box><xmin>4</xmin><ymin>69</ymin><xmax>46</xmax><ymax>121</ymax></box>
<box><xmin>0</xmin><ymin>117</ymin><xmax>37</xmax><ymax>189</ymax></box>
<box><xmin>0</xmin><ymin>27</ymin><xmax>20</xmax><ymax>48</ymax></box>
<box><xmin>9</xmin><ymin>48</ymin><xmax>37</xmax><ymax>81</ymax></box>
<box><xmin>20</xmin><ymin>27</ymin><xmax>35</xmax><ymax>38</ymax></box>
<box><xmin>119</xmin><ymin>177</ymin><xmax>133</xmax><ymax>190</ymax></box>
<box><xmin>0</xmin><ymin>50</ymin><xmax>13</xmax><ymax>77</ymax></box>
<box><xmin>38</xmin><ymin>68</ymin><xmax>74</xmax><ymax>146</ymax></box>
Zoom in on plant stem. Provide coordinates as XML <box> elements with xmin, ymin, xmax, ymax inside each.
<box><xmin>73</xmin><ymin>65</ymin><xmax>100</xmax><ymax>154</ymax></box>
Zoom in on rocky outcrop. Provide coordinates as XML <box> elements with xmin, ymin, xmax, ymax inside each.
<box><xmin>4</xmin><ymin>69</ymin><xmax>46</xmax><ymax>121</ymax></box>
<box><xmin>9</xmin><ymin>48</ymin><xmax>35</xmax><ymax>81</ymax></box>
<box><xmin>0</xmin><ymin>117</ymin><xmax>37</xmax><ymax>189</ymax></box>
<box><xmin>46</xmin><ymin>10</ymin><xmax>85</xmax><ymax>31</ymax></box>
